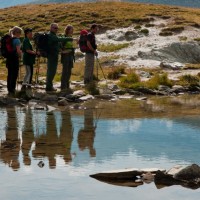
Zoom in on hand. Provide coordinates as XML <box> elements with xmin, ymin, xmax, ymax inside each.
<box><xmin>94</xmin><ymin>50</ymin><xmax>98</xmax><ymax>57</ymax></box>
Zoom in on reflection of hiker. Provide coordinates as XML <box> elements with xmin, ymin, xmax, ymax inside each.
<box><xmin>21</xmin><ymin>108</ymin><xmax>34</xmax><ymax>165</ymax></box>
<box><xmin>0</xmin><ymin>108</ymin><xmax>20</xmax><ymax>171</ymax></box>
<box><xmin>84</xmin><ymin>24</ymin><xmax>99</xmax><ymax>84</ymax></box>
<box><xmin>61</xmin><ymin>25</ymin><xmax>75</xmax><ymax>90</ymax></box>
<box><xmin>21</xmin><ymin>28</ymin><xmax>37</xmax><ymax>90</ymax></box>
<box><xmin>59</xmin><ymin>108</ymin><xmax>73</xmax><ymax>164</ymax></box>
<box><xmin>78</xmin><ymin>108</ymin><xmax>96</xmax><ymax>157</ymax></box>
<box><xmin>46</xmin><ymin>23</ymin><xmax>74</xmax><ymax>92</ymax></box>
<box><xmin>6</xmin><ymin>26</ymin><xmax>22</xmax><ymax>96</ymax></box>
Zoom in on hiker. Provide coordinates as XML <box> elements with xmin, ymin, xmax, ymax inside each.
<box><xmin>6</xmin><ymin>26</ymin><xmax>22</xmax><ymax>96</ymax></box>
<box><xmin>46</xmin><ymin>23</ymin><xmax>74</xmax><ymax>92</ymax></box>
<box><xmin>84</xmin><ymin>24</ymin><xmax>98</xmax><ymax>84</ymax></box>
<box><xmin>61</xmin><ymin>25</ymin><xmax>75</xmax><ymax>90</ymax></box>
<box><xmin>21</xmin><ymin>28</ymin><xmax>37</xmax><ymax>90</ymax></box>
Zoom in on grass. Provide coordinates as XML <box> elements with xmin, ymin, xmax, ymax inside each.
<box><xmin>98</xmin><ymin>43</ymin><xmax>129</xmax><ymax>52</ymax></box>
<box><xmin>178</xmin><ymin>74</ymin><xmax>200</xmax><ymax>86</ymax></box>
<box><xmin>0</xmin><ymin>2</ymin><xmax>200</xmax><ymax>37</ymax></box>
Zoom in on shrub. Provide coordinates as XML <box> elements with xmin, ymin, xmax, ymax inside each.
<box><xmin>85</xmin><ymin>81</ymin><xmax>100</xmax><ymax>95</ymax></box>
<box><xmin>178</xmin><ymin>74</ymin><xmax>200</xmax><ymax>86</ymax></box>
<box><xmin>144</xmin><ymin>73</ymin><xmax>172</xmax><ymax>89</ymax></box>
<box><xmin>140</xmin><ymin>28</ymin><xmax>149</xmax><ymax>35</ymax></box>
<box><xmin>119</xmin><ymin>72</ymin><xmax>140</xmax><ymax>88</ymax></box>
<box><xmin>107</xmin><ymin>66</ymin><xmax>125</xmax><ymax>80</ymax></box>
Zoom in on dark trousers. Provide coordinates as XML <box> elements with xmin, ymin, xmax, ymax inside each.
<box><xmin>61</xmin><ymin>54</ymin><xmax>73</xmax><ymax>90</ymax></box>
<box><xmin>6</xmin><ymin>55</ymin><xmax>19</xmax><ymax>93</ymax></box>
<box><xmin>46</xmin><ymin>54</ymin><xmax>58</xmax><ymax>90</ymax></box>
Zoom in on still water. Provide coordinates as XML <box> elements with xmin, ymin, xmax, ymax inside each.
<box><xmin>0</xmin><ymin>97</ymin><xmax>200</xmax><ymax>200</ymax></box>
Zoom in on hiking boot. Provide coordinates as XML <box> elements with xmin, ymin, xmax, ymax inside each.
<box><xmin>21</xmin><ymin>85</ymin><xmax>26</xmax><ymax>91</ymax></box>
<box><xmin>46</xmin><ymin>87</ymin><xmax>57</xmax><ymax>92</ymax></box>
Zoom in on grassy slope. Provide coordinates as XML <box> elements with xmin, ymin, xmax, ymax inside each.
<box><xmin>0</xmin><ymin>2</ymin><xmax>200</xmax><ymax>36</ymax></box>
<box><xmin>1</xmin><ymin>2</ymin><xmax>200</xmax><ymax>81</ymax></box>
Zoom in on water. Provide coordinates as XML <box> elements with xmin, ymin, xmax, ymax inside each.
<box><xmin>1</xmin><ymin>0</ymin><xmax>200</xmax><ymax>9</ymax></box>
<box><xmin>0</xmin><ymin>97</ymin><xmax>200</xmax><ymax>199</ymax></box>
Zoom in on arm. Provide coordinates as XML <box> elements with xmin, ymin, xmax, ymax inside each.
<box><xmin>16</xmin><ymin>45</ymin><xmax>22</xmax><ymax>57</ymax></box>
<box><xmin>87</xmin><ymin>40</ymin><xmax>97</xmax><ymax>56</ymax></box>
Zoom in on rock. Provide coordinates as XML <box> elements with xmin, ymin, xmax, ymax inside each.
<box><xmin>139</xmin><ymin>71</ymin><xmax>151</xmax><ymax>78</ymax></box>
<box><xmin>124</xmin><ymin>30</ymin><xmax>139</xmax><ymax>41</ymax></box>
<box><xmin>41</xmin><ymin>94</ymin><xmax>58</xmax><ymax>102</ymax></box>
<box><xmin>167</xmin><ymin>165</ymin><xmax>185</xmax><ymax>176</ymax></box>
<box><xmin>34</xmin><ymin>102</ymin><xmax>48</xmax><ymax>111</ymax></box>
<box><xmin>108</xmin><ymin>84</ymin><xmax>120</xmax><ymax>91</ymax></box>
<box><xmin>118</xmin><ymin>95</ymin><xmax>134</xmax><ymax>99</ymax></box>
<box><xmin>160</xmin><ymin>62</ymin><xmax>183</xmax><ymax>70</ymax></box>
<box><xmin>0</xmin><ymin>97</ymin><xmax>19</xmax><ymax>106</ymax></box>
<box><xmin>58</xmin><ymin>99</ymin><xmax>68</xmax><ymax>106</ymax></box>
<box><xmin>73</xmin><ymin>90</ymin><xmax>86</xmax><ymax>97</ymax></box>
<box><xmin>95</xmin><ymin>94</ymin><xmax>115</xmax><ymax>100</ymax></box>
<box><xmin>137</xmin><ymin>87</ymin><xmax>157</xmax><ymax>95</ymax></box>
<box><xmin>136</xmin><ymin>97</ymin><xmax>148</xmax><ymax>101</ymax></box>
<box><xmin>90</xmin><ymin>168</ymin><xmax>142</xmax><ymax>180</ymax></box>
<box><xmin>38</xmin><ymin>161</ymin><xmax>45</xmax><ymax>168</ymax></box>
<box><xmin>171</xmin><ymin>85</ymin><xmax>186</xmax><ymax>93</ymax></box>
<box><xmin>174</xmin><ymin>164</ymin><xmax>200</xmax><ymax>181</ymax></box>
<box><xmin>158</xmin><ymin>85</ymin><xmax>171</xmax><ymax>91</ymax></box>
<box><xmin>79</xmin><ymin>94</ymin><xmax>95</xmax><ymax>101</ymax></box>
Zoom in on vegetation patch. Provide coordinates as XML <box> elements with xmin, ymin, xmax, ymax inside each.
<box><xmin>144</xmin><ymin>73</ymin><xmax>172</xmax><ymax>89</ymax></box>
<box><xmin>119</xmin><ymin>72</ymin><xmax>141</xmax><ymax>88</ymax></box>
<box><xmin>107</xmin><ymin>66</ymin><xmax>126</xmax><ymax>80</ymax></box>
<box><xmin>178</xmin><ymin>74</ymin><xmax>200</xmax><ymax>86</ymax></box>
<box><xmin>98</xmin><ymin>43</ymin><xmax>129</xmax><ymax>52</ymax></box>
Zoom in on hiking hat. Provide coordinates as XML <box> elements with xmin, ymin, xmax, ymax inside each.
<box><xmin>24</xmin><ymin>28</ymin><xmax>32</xmax><ymax>35</ymax></box>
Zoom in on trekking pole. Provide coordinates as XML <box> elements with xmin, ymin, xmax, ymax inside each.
<box><xmin>96</xmin><ymin>57</ymin><xmax>107</xmax><ymax>81</ymax></box>
<box><xmin>35</xmin><ymin>56</ymin><xmax>40</xmax><ymax>85</ymax></box>
<box><xmin>96</xmin><ymin>56</ymin><xmax>99</xmax><ymax>81</ymax></box>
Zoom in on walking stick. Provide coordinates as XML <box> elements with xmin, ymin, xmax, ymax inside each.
<box><xmin>35</xmin><ymin>56</ymin><xmax>40</xmax><ymax>85</ymax></box>
<box><xmin>96</xmin><ymin>57</ymin><xmax>107</xmax><ymax>81</ymax></box>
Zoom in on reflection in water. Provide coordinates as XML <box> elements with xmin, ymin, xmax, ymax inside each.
<box><xmin>78</xmin><ymin>108</ymin><xmax>96</xmax><ymax>157</ymax></box>
<box><xmin>0</xmin><ymin>106</ymin><xmax>74</xmax><ymax>170</ymax></box>
<box><xmin>0</xmin><ymin>108</ymin><xmax>20</xmax><ymax>171</ymax></box>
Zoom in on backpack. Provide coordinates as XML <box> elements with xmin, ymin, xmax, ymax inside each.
<box><xmin>0</xmin><ymin>34</ymin><xmax>16</xmax><ymax>58</ymax></box>
<box><xmin>79</xmin><ymin>30</ymin><xmax>89</xmax><ymax>53</ymax></box>
<box><xmin>33</xmin><ymin>32</ymin><xmax>49</xmax><ymax>57</ymax></box>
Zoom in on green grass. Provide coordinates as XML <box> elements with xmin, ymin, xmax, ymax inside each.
<box><xmin>98</xmin><ymin>43</ymin><xmax>129</xmax><ymax>52</ymax></box>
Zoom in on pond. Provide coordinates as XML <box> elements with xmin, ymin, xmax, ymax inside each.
<box><xmin>0</xmin><ymin>95</ymin><xmax>200</xmax><ymax>200</ymax></box>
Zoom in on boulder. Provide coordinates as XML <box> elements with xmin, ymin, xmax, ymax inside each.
<box><xmin>58</xmin><ymin>99</ymin><xmax>68</xmax><ymax>106</ymax></box>
<box><xmin>124</xmin><ymin>31</ymin><xmax>139</xmax><ymax>41</ymax></box>
<box><xmin>174</xmin><ymin>164</ymin><xmax>200</xmax><ymax>181</ymax></box>
<box><xmin>79</xmin><ymin>94</ymin><xmax>95</xmax><ymax>101</ymax></box>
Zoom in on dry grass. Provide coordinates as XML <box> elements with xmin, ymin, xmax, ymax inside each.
<box><xmin>0</xmin><ymin>2</ymin><xmax>200</xmax><ymax>37</ymax></box>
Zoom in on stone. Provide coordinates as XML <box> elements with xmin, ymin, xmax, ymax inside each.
<box><xmin>38</xmin><ymin>161</ymin><xmax>45</xmax><ymax>168</ymax></box>
<box><xmin>124</xmin><ymin>30</ymin><xmax>139</xmax><ymax>41</ymax></box>
<box><xmin>34</xmin><ymin>103</ymin><xmax>48</xmax><ymax>111</ymax></box>
<box><xmin>73</xmin><ymin>90</ymin><xmax>86</xmax><ymax>97</ymax></box>
<box><xmin>79</xmin><ymin>95</ymin><xmax>95</xmax><ymax>101</ymax></box>
<box><xmin>41</xmin><ymin>94</ymin><xmax>58</xmax><ymax>102</ymax></box>
<box><xmin>136</xmin><ymin>97</ymin><xmax>148</xmax><ymax>101</ymax></box>
<box><xmin>0</xmin><ymin>97</ymin><xmax>19</xmax><ymax>106</ymax></box>
<box><xmin>58</xmin><ymin>99</ymin><xmax>68</xmax><ymax>106</ymax></box>
<box><xmin>160</xmin><ymin>62</ymin><xmax>183</xmax><ymax>70</ymax></box>
<box><xmin>174</xmin><ymin>164</ymin><xmax>200</xmax><ymax>181</ymax></box>
<box><xmin>118</xmin><ymin>95</ymin><xmax>134</xmax><ymax>99</ymax></box>
<box><xmin>167</xmin><ymin>165</ymin><xmax>185</xmax><ymax>176</ymax></box>
<box><xmin>158</xmin><ymin>85</ymin><xmax>171</xmax><ymax>91</ymax></box>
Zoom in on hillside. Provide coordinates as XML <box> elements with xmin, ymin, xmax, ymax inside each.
<box><xmin>0</xmin><ymin>2</ymin><xmax>200</xmax><ymax>36</ymax></box>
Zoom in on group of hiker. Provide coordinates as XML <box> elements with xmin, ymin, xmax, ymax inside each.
<box><xmin>3</xmin><ymin>23</ymin><xmax>99</xmax><ymax>96</ymax></box>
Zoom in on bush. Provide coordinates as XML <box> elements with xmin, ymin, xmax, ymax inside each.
<box><xmin>85</xmin><ymin>81</ymin><xmax>100</xmax><ymax>95</ymax></box>
<box><xmin>140</xmin><ymin>28</ymin><xmax>149</xmax><ymax>35</ymax></box>
<box><xmin>107</xmin><ymin>66</ymin><xmax>125</xmax><ymax>80</ymax></box>
<box><xmin>144</xmin><ymin>73</ymin><xmax>172</xmax><ymax>89</ymax></box>
<box><xmin>119</xmin><ymin>73</ymin><xmax>140</xmax><ymax>88</ymax></box>
<box><xmin>178</xmin><ymin>74</ymin><xmax>200</xmax><ymax>86</ymax></box>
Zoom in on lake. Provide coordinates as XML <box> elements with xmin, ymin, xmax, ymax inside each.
<box><xmin>1</xmin><ymin>0</ymin><xmax>200</xmax><ymax>9</ymax></box>
<box><xmin>0</xmin><ymin>96</ymin><xmax>200</xmax><ymax>199</ymax></box>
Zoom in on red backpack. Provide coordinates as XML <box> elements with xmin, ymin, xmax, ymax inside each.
<box><xmin>1</xmin><ymin>34</ymin><xmax>16</xmax><ymax>58</ymax></box>
<box><xmin>79</xmin><ymin>30</ymin><xmax>89</xmax><ymax>53</ymax></box>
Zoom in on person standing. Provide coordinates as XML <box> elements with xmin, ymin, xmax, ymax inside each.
<box><xmin>21</xmin><ymin>28</ymin><xmax>37</xmax><ymax>90</ymax></box>
<box><xmin>61</xmin><ymin>25</ymin><xmax>75</xmax><ymax>90</ymax></box>
<box><xmin>6</xmin><ymin>26</ymin><xmax>22</xmax><ymax>96</ymax></box>
<box><xmin>84</xmin><ymin>24</ymin><xmax>98</xmax><ymax>84</ymax></box>
<box><xmin>46</xmin><ymin>23</ymin><xmax>73</xmax><ymax>92</ymax></box>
